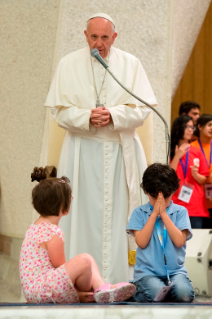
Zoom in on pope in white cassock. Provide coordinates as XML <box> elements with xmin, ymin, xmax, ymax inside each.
<box><xmin>45</xmin><ymin>13</ymin><xmax>157</xmax><ymax>283</ymax></box>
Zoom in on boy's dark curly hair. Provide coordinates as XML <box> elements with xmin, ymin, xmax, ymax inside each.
<box><xmin>141</xmin><ymin>163</ymin><xmax>180</xmax><ymax>199</ymax></box>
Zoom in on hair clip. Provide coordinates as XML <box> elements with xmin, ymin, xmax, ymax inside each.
<box><xmin>31</xmin><ymin>166</ymin><xmax>57</xmax><ymax>182</ymax></box>
<box><xmin>58</xmin><ymin>180</ymin><xmax>65</xmax><ymax>183</ymax></box>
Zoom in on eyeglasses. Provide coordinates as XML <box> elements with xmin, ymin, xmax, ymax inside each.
<box><xmin>185</xmin><ymin>125</ymin><xmax>195</xmax><ymax>130</ymax></box>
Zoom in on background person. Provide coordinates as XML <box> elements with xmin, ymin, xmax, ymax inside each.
<box><xmin>126</xmin><ymin>163</ymin><xmax>194</xmax><ymax>303</ymax></box>
<box><xmin>178</xmin><ymin>101</ymin><xmax>200</xmax><ymax>141</ymax></box>
<box><xmin>170</xmin><ymin>115</ymin><xmax>209</xmax><ymax>229</ymax></box>
<box><xmin>191</xmin><ymin>114</ymin><xmax>212</xmax><ymax>228</ymax></box>
<box><xmin>44</xmin><ymin>13</ymin><xmax>157</xmax><ymax>282</ymax></box>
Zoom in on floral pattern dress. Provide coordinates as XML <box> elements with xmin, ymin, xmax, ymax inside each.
<box><xmin>19</xmin><ymin>223</ymin><xmax>80</xmax><ymax>303</ymax></box>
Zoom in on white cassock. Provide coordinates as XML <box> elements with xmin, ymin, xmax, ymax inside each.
<box><xmin>45</xmin><ymin>45</ymin><xmax>157</xmax><ymax>283</ymax></box>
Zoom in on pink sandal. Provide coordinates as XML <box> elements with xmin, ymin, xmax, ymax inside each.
<box><xmin>94</xmin><ymin>282</ymin><xmax>135</xmax><ymax>303</ymax></box>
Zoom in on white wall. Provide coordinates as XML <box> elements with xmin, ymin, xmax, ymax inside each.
<box><xmin>0</xmin><ymin>0</ymin><xmax>210</xmax><ymax>237</ymax></box>
<box><xmin>0</xmin><ymin>0</ymin><xmax>60</xmax><ymax>237</ymax></box>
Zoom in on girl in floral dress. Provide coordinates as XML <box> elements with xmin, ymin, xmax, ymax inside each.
<box><xmin>19</xmin><ymin>176</ymin><xmax>135</xmax><ymax>303</ymax></box>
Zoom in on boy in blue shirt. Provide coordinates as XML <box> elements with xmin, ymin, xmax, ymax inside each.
<box><xmin>127</xmin><ymin>163</ymin><xmax>195</xmax><ymax>302</ymax></box>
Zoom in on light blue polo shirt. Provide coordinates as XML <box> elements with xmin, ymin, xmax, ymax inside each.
<box><xmin>126</xmin><ymin>201</ymin><xmax>192</xmax><ymax>283</ymax></box>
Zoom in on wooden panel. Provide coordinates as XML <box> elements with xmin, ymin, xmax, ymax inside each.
<box><xmin>171</xmin><ymin>2</ymin><xmax>212</xmax><ymax>125</ymax></box>
<box><xmin>193</xmin><ymin>26</ymin><xmax>205</xmax><ymax>109</ymax></box>
<box><xmin>181</xmin><ymin>54</ymin><xmax>193</xmax><ymax>101</ymax></box>
<box><xmin>205</xmin><ymin>5</ymin><xmax>212</xmax><ymax>114</ymax></box>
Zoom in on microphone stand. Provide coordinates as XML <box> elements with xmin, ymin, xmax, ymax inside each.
<box><xmin>106</xmin><ymin>67</ymin><xmax>170</xmax><ymax>164</ymax></box>
<box><xmin>91</xmin><ymin>49</ymin><xmax>170</xmax><ymax>164</ymax></box>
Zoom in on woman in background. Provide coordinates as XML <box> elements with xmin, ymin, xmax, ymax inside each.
<box><xmin>191</xmin><ymin>114</ymin><xmax>212</xmax><ymax>228</ymax></box>
<box><xmin>170</xmin><ymin>115</ymin><xmax>209</xmax><ymax>229</ymax></box>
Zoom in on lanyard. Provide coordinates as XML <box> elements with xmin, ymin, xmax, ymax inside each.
<box><xmin>150</xmin><ymin>204</ymin><xmax>171</xmax><ymax>284</ymax></box>
<box><xmin>198</xmin><ymin>139</ymin><xmax>212</xmax><ymax>169</ymax></box>
<box><xmin>180</xmin><ymin>151</ymin><xmax>189</xmax><ymax>179</ymax></box>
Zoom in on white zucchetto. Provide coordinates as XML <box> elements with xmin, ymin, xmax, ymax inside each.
<box><xmin>87</xmin><ymin>13</ymin><xmax>115</xmax><ymax>28</ymax></box>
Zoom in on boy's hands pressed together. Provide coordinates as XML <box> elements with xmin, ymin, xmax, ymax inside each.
<box><xmin>153</xmin><ymin>192</ymin><xmax>166</xmax><ymax>217</ymax></box>
<box><xmin>156</xmin><ymin>194</ymin><xmax>188</xmax><ymax>247</ymax></box>
<box><xmin>134</xmin><ymin>191</ymin><xmax>188</xmax><ymax>249</ymax></box>
<box><xmin>152</xmin><ymin>195</ymin><xmax>160</xmax><ymax>216</ymax></box>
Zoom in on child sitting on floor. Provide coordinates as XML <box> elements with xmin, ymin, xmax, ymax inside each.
<box><xmin>127</xmin><ymin>163</ymin><xmax>195</xmax><ymax>303</ymax></box>
<box><xmin>19</xmin><ymin>176</ymin><xmax>135</xmax><ymax>304</ymax></box>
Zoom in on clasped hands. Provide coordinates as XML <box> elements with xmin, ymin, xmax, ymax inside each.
<box><xmin>152</xmin><ymin>192</ymin><xmax>167</xmax><ymax>217</ymax></box>
<box><xmin>90</xmin><ymin>107</ymin><xmax>113</xmax><ymax>127</ymax></box>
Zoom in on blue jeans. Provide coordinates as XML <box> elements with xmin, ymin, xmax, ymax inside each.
<box><xmin>134</xmin><ymin>274</ymin><xmax>195</xmax><ymax>303</ymax></box>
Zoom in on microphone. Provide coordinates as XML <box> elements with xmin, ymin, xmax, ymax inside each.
<box><xmin>90</xmin><ymin>49</ymin><xmax>109</xmax><ymax>69</ymax></box>
<box><xmin>90</xmin><ymin>49</ymin><xmax>170</xmax><ymax>164</ymax></box>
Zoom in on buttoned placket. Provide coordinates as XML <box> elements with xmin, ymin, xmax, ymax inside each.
<box><xmin>103</xmin><ymin>61</ymin><xmax>111</xmax><ymax>280</ymax></box>
<box><xmin>93</xmin><ymin>57</ymin><xmax>112</xmax><ymax>281</ymax></box>
<box><xmin>102</xmin><ymin>142</ymin><xmax>113</xmax><ymax>280</ymax></box>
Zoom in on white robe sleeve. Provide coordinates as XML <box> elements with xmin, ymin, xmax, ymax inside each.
<box><xmin>107</xmin><ymin>57</ymin><xmax>156</xmax><ymax>131</ymax></box>
<box><xmin>45</xmin><ymin>55</ymin><xmax>95</xmax><ymax>133</ymax></box>
<box><xmin>45</xmin><ymin>48</ymin><xmax>157</xmax><ymax>133</ymax></box>
<box><xmin>51</xmin><ymin>106</ymin><xmax>93</xmax><ymax>133</ymax></box>
<box><xmin>109</xmin><ymin>105</ymin><xmax>150</xmax><ymax>131</ymax></box>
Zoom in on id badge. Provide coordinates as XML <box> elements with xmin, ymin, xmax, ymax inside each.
<box><xmin>178</xmin><ymin>182</ymin><xmax>194</xmax><ymax>203</ymax></box>
<box><xmin>205</xmin><ymin>184</ymin><xmax>212</xmax><ymax>199</ymax></box>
